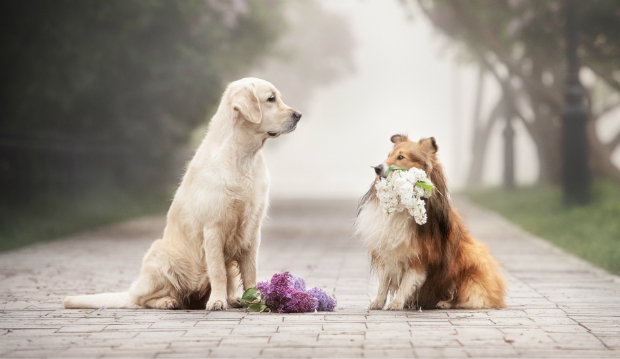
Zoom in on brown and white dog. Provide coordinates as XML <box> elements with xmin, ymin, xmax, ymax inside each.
<box><xmin>64</xmin><ymin>78</ymin><xmax>301</xmax><ymax>311</ymax></box>
<box><xmin>355</xmin><ymin>134</ymin><xmax>506</xmax><ymax>310</ymax></box>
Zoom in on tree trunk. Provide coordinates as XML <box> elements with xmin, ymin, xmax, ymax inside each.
<box><xmin>587</xmin><ymin>120</ymin><xmax>620</xmax><ymax>181</ymax></box>
<box><xmin>467</xmin><ymin>98</ymin><xmax>502</xmax><ymax>187</ymax></box>
<box><xmin>466</xmin><ymin>66</ymin><xmax>485</xmax><ymax>186</ymax></box>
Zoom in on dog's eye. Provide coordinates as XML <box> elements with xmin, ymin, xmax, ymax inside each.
<box><xmin>267</xmin><ymin>95</ymin><xmax>276</xmax><ymax>103</ymax></box>
<box><xmin>397</xmin><ymin>155</ymin><xmax>404</xmax><ymax>160</ymax></box>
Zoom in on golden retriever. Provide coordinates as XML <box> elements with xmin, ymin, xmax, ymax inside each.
<box><xmin>64</xmin><ymin>78</ymin><xmax>301</xmax><ymax>310</ymax></box>
<box><xmin>355</xmin><ymin>135</ymin><xmax>506</xmax><ymax>310</ymax></box>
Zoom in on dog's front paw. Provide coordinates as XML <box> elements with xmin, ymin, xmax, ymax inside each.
<box><xmin>387</xmin><ymin>299</ymin><xmax>405</xmax><ymax>311</ymax></box>
<box><xmin>227</xmin><ymin>297</ymin><xmax>242</xmax><ymax>308</ymax></box>
<box><xmin>436</xmin><ymin>300</ymin><xmax>452</xmax><ymax>309</ymax></box>
<box><xmin>369</xmin><ymin>300</ymin><xmax>385</xmax><ymax>310</ymax></box>
<box><xmin>206</xmin><ymin>299</ymin><xmax>227</xmax><ymax>311</ymax></box>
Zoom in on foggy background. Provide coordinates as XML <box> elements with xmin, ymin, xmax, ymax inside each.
<box><xmin>257</xmin><ymin>0</ymin><xmax>619</xmax><ymax>199</ymax></box>
<box><xmin>2</xmin><ymin>0</ymin><xmax>619</xmax><ymax>258</ymax></box>
<box><xmin>261</xmin><ymin>0</ymin><xmax>506</xmax><ymax>198</ymax></box>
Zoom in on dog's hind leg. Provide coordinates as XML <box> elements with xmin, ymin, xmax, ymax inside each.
<box><xmin>128</xmin><ymin>264</ymin><xmax>177</xmax><ymax>310</ymax></box>
<box><xmin>144</xmin><ymin>296</ymin><xmax>179</xmax><ymax>310</ymax></box>
<box><xmin>436</xmin><ymin>282</ymin><xmax>456</xmax><ymax>309</ymax></box>
<box><xmin>387</xmin><ymin>269</ymin><xmax>426</xmax><ymax>311</ymax></box>
<box><xmin>453</xmin><ymin>280</ymin><xmax>498</xmax><ymax>309</ymax></box>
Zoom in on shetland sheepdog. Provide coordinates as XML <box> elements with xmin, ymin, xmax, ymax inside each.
<box><xmin>354</xmin><ymin>134</ymin><xmax>506</xmax><ymax>310</ymax></box>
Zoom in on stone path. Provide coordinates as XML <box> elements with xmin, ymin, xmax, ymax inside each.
<box><xmin>1</xmin><ymin>197</ymin><xmax>619</xmax><ymax>358</ymax></box>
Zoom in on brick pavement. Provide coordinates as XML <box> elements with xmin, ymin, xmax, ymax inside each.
<box><xmin>1</xmin><ymin>197</ymin><xmax>619</xmax><ymax>358</ymax></box>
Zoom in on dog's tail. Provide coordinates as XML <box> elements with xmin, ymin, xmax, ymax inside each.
<box><xmin>64</xmin><ymin>292</ymin><xmax>140</xmax><ymax>309</ymax></box>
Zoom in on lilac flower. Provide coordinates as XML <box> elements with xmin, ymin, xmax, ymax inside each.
<box><xmin>279</xmin><ymin>291</ymin><xmax>317</xmax><ymax>313</ymax></box>
<box><xmin>290</xmin><ymin>275</ymin><xmax>306</xmax><ymax>292</ymax></box>
<box><xmin>256</xmin><ymin>272</ymin><xmax>337</xmax><ymax>313</ymax></box>
<box><xmin>256</xmin><ymin>281</ymin><xmax>269</xmax><ymax>297</ymax></box>
<box><xmin>257</xmin><ymin>272</ymin><xmax>296</xmax><ymax>311</ymax></box>
<box><xmin>307</xmin><ymin>287</ymin><xmax>337</xmax><ymax>311</ymax></box>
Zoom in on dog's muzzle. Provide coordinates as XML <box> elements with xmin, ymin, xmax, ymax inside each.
<box><xmin>268</xmin><ymin>111</ymin><xmax>302</xmax><ymax>137</ymax></box>
<box><xmin>292</xmin><ymin>111</ymin><xmax>302</xmax><ymax>121</ymax></box>
<box><xmin>282</xmin><ymin>112</ymin><xmax>303</xmax><ymax>134</ymax></box>
<box><xmin>374</xmin><ymin>163</ymin><xmax>386</xmax><ymax>178</ymax></box>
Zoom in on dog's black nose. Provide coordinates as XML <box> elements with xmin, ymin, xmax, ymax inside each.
<box><xmin>293</xmin><ymin>111</ymin><xmax>302</xmax><ymax>121</ymax></box>
<box><xmin>374</xmin><ymin>165</ymin><xmax>383</xmax><ymax>175</ymax></box>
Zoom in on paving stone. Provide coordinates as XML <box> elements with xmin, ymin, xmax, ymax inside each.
<box><xmin>219</xmin><ymin>336</ymin><xmax>270</xmax><ymax>346</ymax></box>
<box><xmin>261</xmin><ymin>347</ymin><xmax>315</xmax><ymax>358</ymax></box>
<box><xmin>210</xmin><ymin>348</ymin><xmax>265</xmax><ymax>358</ymax></box>
<box><xmin>414</xmin><ymin>347</ymin><xmax>469</xmax><ymax>358</ymax></box>
<box><xmin>182</xmin><ymin>328</ymin><xmax>233</xmax><ymax>337</ymax></box>
<box><xmin>231</xmin><ymin>325</ymin><xmax>279</xmax><ymax>335</ymax></box>
<box><xmin>56</xmin><ymin>325</ymin><xmax>107</xmax><ymax>333</ymax></box>
<box><xmin>2</xmin><ymin>349</ymin><xmax>67</xmax><ymax>358</ymax></box>
<box><xmin>148</xmin><ymin>320</ymin><xmax>198</xmax><ymax>329</ymax></box>
<box><xmin>134</xmin><ymin>331</ymin><xmax>187</xmax><ymax>340</ymax></box>
<box><xmin>87</xmin><ymin>331</ymin><xmax>140</xmax><ymax>340</ymax></box>
<box><xmin>1</xmin><ymin>197</ymin><xmax>620</xmax><ymax>358</ymax></box>
<box><xmin>167</xmin><ymin>339</ymin><xmax>221</xmax><ymax>348</ymax></box>
<box><xmin>466</xmin><ymin>347</ymin><xmax>521</xmax><ymax>357</ymax></box>
<box><xmin>103</xmin><ymin>323</ymin><xmax>154</xmax><ymax>331</ymax></box>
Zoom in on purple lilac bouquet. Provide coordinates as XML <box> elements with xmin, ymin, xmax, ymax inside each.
<box><xmin>242</xmin><ymin>272</ymin><xmax>337</xmax><ymax>313</ymax></box>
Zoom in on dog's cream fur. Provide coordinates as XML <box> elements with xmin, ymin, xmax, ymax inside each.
<box><xmin>64</xmin><ymin>78</ymin><xmax>301</xmax><ymax>311</ymax></box>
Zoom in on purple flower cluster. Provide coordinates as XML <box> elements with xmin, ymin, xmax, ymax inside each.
<box><xmin>257</xmin><ymin>272</ymin><xmax>337</xmax><ymax>313</ymax></box>
<box><xmin>307</xmin><ymin>287</ymin><xmax>338</xmax><ymax>311</ymax></box>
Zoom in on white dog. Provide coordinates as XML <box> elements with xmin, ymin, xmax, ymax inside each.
<box><xmin>64</xmin><ymin>78</ymin><xmax>301</xmax><ymax>310</ymax></box>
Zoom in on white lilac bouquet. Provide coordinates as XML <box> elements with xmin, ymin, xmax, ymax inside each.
<box><xmin>375</xmin><ymin>165</ymin><xmax>439</xmax><ymax>225</ymax></box>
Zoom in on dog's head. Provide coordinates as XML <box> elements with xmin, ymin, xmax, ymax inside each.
<box><xmin>372</xmin><ymin>134</ymin><xmax>451</xmax><ymax>240</ymax></box>
<box><xmin>373</xmin><ymin>134</ymin><xmax>438</xmax><ymax>178</ymax></box>
<box><xmin>226</xmin><ymin>77</ymin><xmax>301</xmax><ymax>138</ymax></box>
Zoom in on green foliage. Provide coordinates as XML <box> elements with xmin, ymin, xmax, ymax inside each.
<box><xmin>241</xmin><ymin>287</ymin><xmax>269</xmax><ymax>312</ymax></box>
<box><xmin>0</xmin><ymin>186</ymin><xmax>171</xmax><ymax>252</ymax></box>
<box><xmin>468</xmin><ymin>180</ymin><xmax>620</xmax><ymax>275</ymax></box>
<box><xmin>385</xmin><ymin>165</ymin><xmax>409</xmax><ymax>176</ymax></box>
<box><xmin>415</xmin><ymin>0</ymin><xmax>620</xmax><ymax>183</ymax></box>
<box><xmin>418</xmin><ymin>0</ymin><xmax>620</xmax><ymax>79</ymax></box>
<box><xmin>1</xmin><ymin>0</ymin><xmax>285</xmax><ymax>137</ymax></box>
<box><xmin>0</xmin><ymin>0</ymin><xmax>287</xmax><ymax>201</ymax></box>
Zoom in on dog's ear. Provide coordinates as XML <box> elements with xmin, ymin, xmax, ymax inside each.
<box><xmin>420</xmin><ymin>137</ymin><xmax>438</xmax><ymax>154</ymax></box>
<box><xmin>232</xmin><ymin>84</ymin><xmax>262</xmax><ymax>124</ymax></box>
<box><xmin>390</xmin><ymin>134</ymin><xmax>408</xmax><ymax>144</ymax></box>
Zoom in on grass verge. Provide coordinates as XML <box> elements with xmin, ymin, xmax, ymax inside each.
<box><xmin>467</xmin><ymin>179</ymin><xmax>620</xmax><ymax>276</ymax></box>
<box><xmin>0</xmin><ymin>188</ymin><xmax>171</xmax><ymax>252</ymax></box>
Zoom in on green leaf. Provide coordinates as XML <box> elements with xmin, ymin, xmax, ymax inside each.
<box><xmin>415</xmin><ymin>178</ymin><xmax>443</xmax><ymax>196</ymax></box>
<box><xmin>247</xmin><ymin>303</ymin><xmax>268</xmax><ymax>312</ymax></box>
<box><xmin>242</xmin><ymin>287</ymin><xmax>259</xmax><ymax>301</ymax></box>
<box><xmin>415</xmin><ymin>178</ymin><xmax>435</xmax><ymax>191</ymax></box>
<box><xmin>385</xmin><ymin>165</ymin><xmax>408</xmax><ymax>176</ymax></box>
<box><xmin>240</xmin><ymin>298</ymin><xmax>259</xmax><ymax>305</ymax></box>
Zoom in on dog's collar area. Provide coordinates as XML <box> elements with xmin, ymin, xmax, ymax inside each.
<box><xmin>267</xmin><ymin>131</ymin><xmax>278</xmax><ymax>136</ymax></box>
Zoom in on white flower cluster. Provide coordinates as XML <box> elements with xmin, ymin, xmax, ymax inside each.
<box><xmin>375</xmin><ymin>167</ymin><xmax>434</xmax><ymax>225</ymax></box>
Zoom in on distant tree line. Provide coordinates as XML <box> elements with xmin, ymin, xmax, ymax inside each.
<box><xmin>409</xmin><ymin>0</ymin><xmax>620</xmax><ymax>185</ymax></box>
<box><xmin>0</xmin><ymin>0</ymin><xmax>286</xmax><ymax>204</ymax></box>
